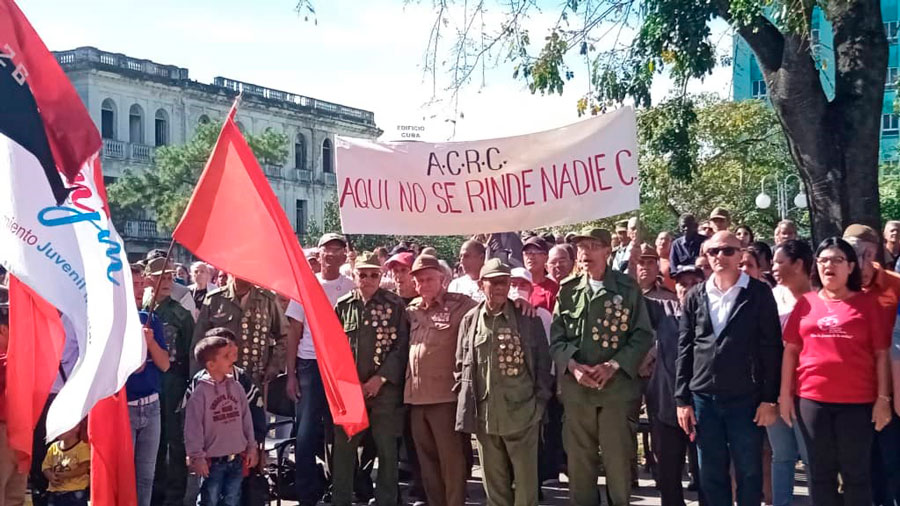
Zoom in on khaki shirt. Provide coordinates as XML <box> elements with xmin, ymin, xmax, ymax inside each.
<box><xmin>335</xmin><ymin>288</ymin><xmax>410</xmax><ymax>406</ymax></box>
<box><xmin>405</xmin><ymin>292</ymin><xmax>477</xmax><ymax>405</ymax></box>
<box><xmin>550</xmin><ymin>270</ymin><xmax>654</xmax><ymax>406</ymax></box>
<box><xmin>193</xmin><ymin>283</ymin><xmax>288</xmax><ymax>386</ymax></box>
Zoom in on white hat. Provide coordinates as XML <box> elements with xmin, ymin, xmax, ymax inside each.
<box><xmin>510</xmin><ymin>267</ymin><xmax>533</xmax><ymax>284</ymax></box>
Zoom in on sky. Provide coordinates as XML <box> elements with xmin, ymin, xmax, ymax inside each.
<box><xmin>20</xmin><ymin>0</ymin><xmax>735</xmax><ymax>142</ymax></box>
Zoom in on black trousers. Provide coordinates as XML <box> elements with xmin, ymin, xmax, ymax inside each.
<box><xmin>652</xmin><ymin>421</ymin><xmax>708</xmax><ymax>506</ymax></box>
<box><xmin>796</xmin><ymin>397</ymin><xmax>874</xmax><ymax>506</ymax></box>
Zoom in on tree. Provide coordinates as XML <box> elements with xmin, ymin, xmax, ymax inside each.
<box><xmin>419</xmin><ymin>0</ymin><xmax>887</xmax><ymax>242</ymax></box>
<box><xmin>107</xmin><ymin>120</ymin><xmax>289</xmax><ymax>231</ymax></box>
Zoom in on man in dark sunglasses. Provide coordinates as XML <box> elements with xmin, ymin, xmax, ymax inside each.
<box><xmin>675</xmin><ymin>231</ymin><xmax>783</xmax><ymax>506</ymax></box>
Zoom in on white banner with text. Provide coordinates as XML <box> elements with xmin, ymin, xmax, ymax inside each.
<box><xmin>335</xmin><ymin>107</ymin><xmax>639</xmax><ymax>235</ymax></box>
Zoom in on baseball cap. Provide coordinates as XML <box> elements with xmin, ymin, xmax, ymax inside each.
<box><xmin>510</xmin><ymin>267</ymin><xmax>533</xmax><ymax>284</ymax></box>
<box><xmin>523</xmin><ymin>236</ymin><xmax>549</xmax><ymax>253</ymax></box>
<box><xmin>673</xmin><ymin>265</ymin><xmax>704</xmax><ymax>281</ymax></box>
<box><xmin>303</xmin><ymin>247</ymin><xmax>319</xmax><ymax>260</ymax></box>
<box><xmin>317</xmin><ymin>233</ymin><xmax>347</xmax><ymax>248</ymax></box>
<box><xmin>385</xmin><ymin>252</ymin><xmax>414</xmax><ymax>269</ymax></box>
<box><xmin>843</xmin><ymin>224</ymin><xmax>880</xmax><ymax>245</ymax></box>
<box><xmin>709</xmin><ymin>207</ymin><xmax>731</xmax><ymax>221</ymax></box>
<box><xmin>480</xmin><ymin>258</ymin><xmax>511</xmax><ymax>279</ymax></box>
<box><xmin>638</xmin><ymin>243</ymin><xmax>659</xmax><ymax>260</ymax></box>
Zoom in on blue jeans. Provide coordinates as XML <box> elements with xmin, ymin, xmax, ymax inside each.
<box><xmin>129</xmin><ymin>399</ymin><xmax>162</xmax><ymax>506</ymax></box>
<box><xmin>693</xmin><ymin>394</ymin><xmax>763</xmax><ymax>506</ymax></box>
<box><xmin>48</xmin><ymin>490</ymin><xmax>88</xmax><ymax>506</ymax></box>
<box><xmin>198</xmin><ymin>457</ymin><xmax>243</xmax><ymax>506</ymax></box>
<box><xmin>295</xmin><ymin>359</ymin><xmax>328</xmax><ymax>505</ymax></box>
<box><xmin>766</xmin><ymin>414</ymin><xmax>808</xmax><ymax>506</ymax></box>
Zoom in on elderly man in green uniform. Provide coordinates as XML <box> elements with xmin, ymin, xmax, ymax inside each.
<box><xmin>332</xmin><ymin>252</ymin><xmax>410</xmax><ymax>506</ymax></box>
<box><xmin>144</xmin><ymin>257</ymin><xmax>194</xmax><ymax>506</ymax></box>
<box><xmin>192</xmin><ymin>274</ymin><xmax>288</xmax><ymax>388</ymax></box>
<box><xmin>550</xmin><ymin>227</ymin><xmax>654</xmax><ymax>506</ymax></box>
<box><xmin>456</xmin><ymin>259</ymin><xmax>552</xmax><ymax>506</ymax></box>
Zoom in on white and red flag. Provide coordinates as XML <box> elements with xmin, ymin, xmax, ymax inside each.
<box><xmin>0</xmin><ymin>0</ymin><xmax>141</xmax><ymax>503</ymax></box>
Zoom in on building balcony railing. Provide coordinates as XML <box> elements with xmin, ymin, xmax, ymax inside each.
<box><xmin>54</xmin><ymin>47</ymin><xmax>189</xmax><ymax>80</ymax></box>
<box><xmin>213</xmin><ymin>77</ymin><xmax>375</xmax><ymax>126</ymax></box>
<box><xmin>297</xmin><ymin>169</ymin><xmax>312</xmax><ymax>183</ymax></box>
<box><xmin>122</xmin><ymin>220</ymin><xmax>167</xmax><ymax>240</ymax></box>
<box><xmin>323</xmin><ymin>172</ymin><xmax>337</xmax><ymax>186</ymax></box>
<box><xmin>101</xmin><ymin>139</ymin><xmax>155</xmax><ymax>164</ymax></box>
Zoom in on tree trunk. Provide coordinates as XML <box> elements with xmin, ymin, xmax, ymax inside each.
<box><xmin>735</xmin><ymin>0</ymin><xmax>886</xmax><ymax>244</ymax></box>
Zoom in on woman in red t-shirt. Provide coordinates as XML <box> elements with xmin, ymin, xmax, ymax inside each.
<box><xmin>779</xmin><ymin>237</ymin><xmax>892</xmax><ymax>506</ymax></box>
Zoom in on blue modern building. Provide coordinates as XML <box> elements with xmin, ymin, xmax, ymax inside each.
<box><xmin>733</xmin><ymin>3</ymin><xmax>900</xmax><ymax>173</ymax></box>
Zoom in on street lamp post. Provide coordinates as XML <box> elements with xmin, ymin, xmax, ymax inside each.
<box><xmin>755</xmin><ymin>174</ymin><xmax>808</xmax><ymax>220</ymax></box>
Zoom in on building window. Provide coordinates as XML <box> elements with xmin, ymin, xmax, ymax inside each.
<box><xmin>128</xmin><ymin>104</ymin><xmax>144</xmax><ymax>144</ymax></box>
<box><xmin>322</xmin><ymin>138</ymin><xmax>333</xmax><ymax>173</ymax></box>
<box><xmin>155</xmin><ymin>109</ymin><xmax>169</xmax><ymax>146</ymax></box>
<box><xmin>886</xmin><ymin>21</ymin><xmax>899</xmax><ymax>42</ymax></box>
<box><xmin>198</xmin><ymin>114</ymin><xmax>210</xmax><ymax>125</ymax></box>
<box><xmin>295</xmin><ymin>134</ymin><xmax>307</xmax><ymax>170</ymax></box>
<box><xmin>751</xmin><ymin>80</ymin><xmax>767</xmax><ymax>99</ymax></box>
<box><xmin>883</xmin><ymin>113</ymin><xmax>899</xmax><ymax>135</ymax></box>
<box><xmin>888</xmin><ymin>67</ymin><xmax>899</xmax><ymax>87</ymax></box>
<box><xmin>101</xmin><ymin>98</ymin><xmax>117</xmax><ymax>140</ymax></box>
<box><xmin>295</xmin><ymin>199</ymin><xmax>307</xmax><ymax>236</ymax></box>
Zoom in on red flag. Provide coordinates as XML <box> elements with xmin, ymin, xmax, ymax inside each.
<box><xmin>174</xmin><ymin>104</ymin><xmax>368</xmax><ymax>436</ymax></box>
<box><xmin>89</xmin><ymin>392</ymin><xmax>137</xmax><ymax>506</ymax></box>
<box><xmin>6</xmin><ymin>276</ymin><xmax>65</xmax><ymax>473</ymax></box>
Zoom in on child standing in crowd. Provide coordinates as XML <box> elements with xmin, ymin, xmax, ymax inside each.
<box><xmin>0</xmin><ymin>291</ymin><xmax>28</xmax><ymax>506</ymax></box>
<box><xmin>184</xmin><ymin>336</ymin><xmax>258</xmax><ymax>506</ymax></box>
<box><xmin>42</xmin><ymin>423</ymin><xmax>90</xmax><ymax>506</ymax></box>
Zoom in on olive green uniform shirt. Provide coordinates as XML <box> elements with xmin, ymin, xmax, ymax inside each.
<box><xmin>150</xmin><ymin>297</ymin><xmax>194</xmax><ymax>379</ymax></box>
<box><xmin>550</xmin><ymin>270</ymin><xmax>654</xmax><ymax>404</ymax></box>
<box><xmin>193</xmin><ymin>283</ymin><xmax>288</xmax><ymax>386</ymax></box>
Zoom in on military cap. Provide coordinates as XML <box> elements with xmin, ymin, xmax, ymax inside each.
<box><xmin>843</xmin><ymin>224</ymin><xmax>880</xmax><ymax>245</ymax></box>
<box><xmin>709</xmin><ymin>207</ymin><xmax>731</xmax><ymax>221</ymax></box>
<box><xmin>317</xmin><ymin>233</ymin><xmax>347</xmax><ymax>248</ymax></box>
<box><xmin>523</xmin><ymin>236</ymin><xmax>549</xmax><ymax>253</ymax></box>
<box><xmin>572</xmin><ymin>227</ymin><xmax>612</xmax><ymax>246</ymax></box>
<box><xmin>355</xmin><ymin>252</ymin><xmax>382</xmax><ymax>270</ymax></box>
<box><xmin>480</xmin><ymin>258</ymin><xmax>511</xmax><ymax>280</ymax></box>
<box><xmin>410</xmin><ymin>254</ymin><xmax>442</xmax><ymax>275</ymax></box>
<box><xmin>144</xmin><ymin>257</ymin><xmax>177</xmax><ymax>276</ymax></box>
<box><xmin>638</xmin><ymin>243</ymin><xmax>659</xmax><ymax>260</ymax></box>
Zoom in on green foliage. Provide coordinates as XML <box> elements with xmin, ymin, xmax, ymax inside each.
<box><xmin>107</xmin><ymin>120</ymin><xmax>289</xmax><ymax>231</ymax></box>
<box><xmin>307</xmin><ymin>194</ymin><xmax>466</xmax><ymax>263</ymax></box>
<box><xmin>881</xmin><ymin>177</ymin><xmax>900</xmax><ymax>224</ymax></box>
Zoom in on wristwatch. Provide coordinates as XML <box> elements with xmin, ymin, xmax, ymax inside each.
<box><xmin>608</xmin><ymin>359</ymin><xmax>621</xmax><ymax>371</ymax></box>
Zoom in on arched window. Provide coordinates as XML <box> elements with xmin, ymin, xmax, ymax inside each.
<box><xmin>101</xmin><ymin>98</ymin><xmax>117</xmax><ymax>140</ymax></box>
<box><xmin>294</xmin><ymin>133</ymin><xmax>307</xmax><ymax>170</ymax></box>
<box><xmin>128</xmin><ymin>104</ymin><xmax>144</xmax><ymax>144</ymax></box>
<box><xmin>198</xmin><ymin>114</ymin><xmax>210</xmax><ymax>125</ymax></box>
<box><xmin>322</xmin><ymin>138</ymin><xmax>333</xmax><ymax>173</ymax></box>
<box><xmin>155</xmin><ymin>109</ymin><xmax>169</xmax><ymax>146</ymax></box>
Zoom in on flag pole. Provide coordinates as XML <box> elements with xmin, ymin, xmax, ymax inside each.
<box><xmin>143</xmin><ymin>238</ymin><xmax>176</xmax><ymax>328</ymax></box>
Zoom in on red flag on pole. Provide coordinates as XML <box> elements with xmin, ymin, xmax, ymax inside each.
<box><xmin>88</xmin><ymin>392</ymin><xmax>137</xmax><ymax>506</ymax></box>
<box><xmin>173</xmin><ymin>103</ymin><xmax>368</xmax><ymax>436</ymax></box>
<box><xmin>6</xmin><ymin>276</ymin><xmax>65</xmax><ymax>473</ymax></box>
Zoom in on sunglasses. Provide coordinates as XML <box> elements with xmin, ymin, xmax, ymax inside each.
<box><xmin>356</xmin><ymin>272</ymin><xmax>381</xmax><ymax>279</ymax></box>
<box><xmin>706</xmin><ymin>247</ymin><xmax>738</xmax><ymax>257</ymax></box>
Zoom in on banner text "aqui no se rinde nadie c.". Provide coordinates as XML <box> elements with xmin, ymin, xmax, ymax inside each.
<box><xmin>335</xmin><ymin>107</ymin><xmax>639</xmax><ymax>236</ymax></box>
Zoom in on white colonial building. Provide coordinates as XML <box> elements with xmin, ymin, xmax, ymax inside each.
<box><xmin>54</xmin><ymin>46</ymin><xmax>381</xmax><ymax>260</ymax></box>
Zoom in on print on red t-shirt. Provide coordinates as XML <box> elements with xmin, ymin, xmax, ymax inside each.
<box><xmin>783</xmin><ymin>291</ymin><xmax>889</xmax><ymax>404</ymax></box>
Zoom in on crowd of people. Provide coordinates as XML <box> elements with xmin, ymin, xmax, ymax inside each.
<box><xmin>0</xmin><ymin>211</ymin><xmax>899</xmax><ymax>506</ymax></box>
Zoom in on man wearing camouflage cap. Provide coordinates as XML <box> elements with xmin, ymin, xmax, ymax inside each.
<box><xmin>550</xmin><ymin>227</ymin><xmax>654</xmax><ymax>506</ymax></box>
<box><xmin>332</xmin><ymin>252</ymin><xmax>410</xmax><ymax>506</ymax></box>
<box><xmin>143</xmin><ymin>257</ymin><xmax>194</xmax><ymax>506</ymax></box>
<box><xmin>455</xmin><ymin>258</ymin><xmax>552</xmax><ymax>506</ymax></box>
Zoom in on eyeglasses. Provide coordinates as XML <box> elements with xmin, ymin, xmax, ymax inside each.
<box><xmin>816</xmin><ymin>256</ymin><xmax>847</xmax><ymax>266</ymax></box>
<box><xmin>706</xmin><ymin>247</ymin><xmax>738</xmax><ymax>257</ymax></box>
<box><xmin>356</xmin><ymin>272</ymin><xmax>381</xmax><ymax>279</ymax></box>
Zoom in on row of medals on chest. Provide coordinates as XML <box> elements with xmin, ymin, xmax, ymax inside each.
<box><xmin>496</xmin><ymin>329</ymin><xmax>523</xmax><ymax>377</ymax></box>
<box><xmin>364</xmin><ymin>304</ymin><xmax>397</xmax><ymax>366</ymax></box>
<box><xmin>592</xmin><ymin>296</ymin><xmax>629</xmax><ymax>350</ymax></box>
<box><xmin>240</xmin><ymin>310</ymin><xmax>269</xmax><ymax>358</ymax></box>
